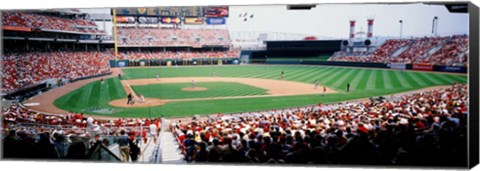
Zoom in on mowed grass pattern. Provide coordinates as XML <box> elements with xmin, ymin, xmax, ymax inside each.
<box><xmin>131</xmin><ymin>82</ymin><xmax>268</xmax><ymax>99</ymax></box>
<box><xmin>54</xmin><ymin>78</ymin><xmax>127</xmax><ymax>113</ymax></box>
<box><xmin>55</xmin><ymin>65</ymin><xmax>467</xmax><ymax>117</ymax></box>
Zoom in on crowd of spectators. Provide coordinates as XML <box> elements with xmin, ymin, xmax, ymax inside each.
<box><xmin>416</xmin><ymin>35</ymin><xmax>469</xmax><ymax>66</ymax></box>
<box><xmin>329</xmin><ymin>39</ymin><xmax>410</xmax><ymax>63</ymax></box>
<box><xmin>117</xmin><ymin>50</ymin><xmax>240</xmax><ymax>60</ymax></box>
<box><xmin>329</xmin><ymin>51</ymin><xmax>377</xmax><ymax>63</ymax></box>
<box><xmin>1</xmin><ymin>51</ymin><xmax>113</xmax><ymax>92</ymax></box>
<box><xmin>390</xmin><ymin>37</ymin><xmax>446</xmax><ymax>64</ymax></box>
<box><xmin>329</xmin><ymin>35</ymin><xmax>468</xmax><ymax>66</ymax></box>
<box><xmin>2</xmin><ymin>103</ymin><xmax>162</xmax><ymax>161</ymax></box>
<box><xmin>2</xmin><ymin>12</ymin><xmax>105</xmax><ymax>34</ymax></box>
<box><xmin>117</xmin><ymin>28</ymin><xmax>231</xmax><ymax>47</ymax></box>
<box><xmin>171</xmin><ymin>83</ymin><xmax>468</xmax><ymax>166</ymax></box>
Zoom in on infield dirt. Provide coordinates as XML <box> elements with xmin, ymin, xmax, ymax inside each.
<box><xmin>108</xmin><ymin>77</ymin><xmax>337</xmax><ymax>108</ymax></box>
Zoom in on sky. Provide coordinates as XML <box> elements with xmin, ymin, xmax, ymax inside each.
<box><xmin>81</xmin><ymin>3</ymin><xmax>469</xmax><ymax>39</ymax></box>
<box><xmin>227</xmin><ymin>3</ymin><xmax>469</xmax><ymax>38</ymax></box>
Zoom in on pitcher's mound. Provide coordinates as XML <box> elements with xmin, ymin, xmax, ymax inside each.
<box><xmin>109</xmin><ymin>98</ymin><xmax>167</xmax><ymax>108</ymax></box>
<box><xmin>181</xmin><ymin>87</ymin><xmax>208</xmax><ymax>91</ymax></box>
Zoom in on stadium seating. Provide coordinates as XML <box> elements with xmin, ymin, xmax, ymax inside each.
<box><xmin>171</xmin><ymin>83</ymin><xmax>468</xmax><ymax>164</ymax></box>
<box><xmin>416</xmin><ymin>35</ymin><xmax>469</xmax><ymax>66</ymax></box>
<box><xmin>390</xmin><ymin>37</ymin><xmax>445</xmax><ymax>63</ymax></box>
<box><xmin>329</xmin><ymin>35</ymin><xmax>468</xmax><ymax>66</ymax></box>
<box><xmin>2</xmin><ymin>103</ymin><xmax>161</xmax><ymax>159</ymax></box>
<box><xmin>2</xmin><ymin>12</ymin><xmax>105</xmax><ymax>34</ymax></box>
<box><xmin>1</xmin><ymin>51</ymin><xmax>113</xmax><ymax>92</ymax></box>
<box><xmin>117</xmin><ymin>28</ymin><xmax>231</xmax><ymax>47</ymax></box>
<box><xmin>117</xmin><ymin>50</ymin><xmax>240</xmax><ymax>60</ymax></box>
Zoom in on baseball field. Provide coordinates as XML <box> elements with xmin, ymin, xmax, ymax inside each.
<box><xmin>49</xmin><ymin>65</ymin><xmax>466</xmax><ymax>118</ymax></box>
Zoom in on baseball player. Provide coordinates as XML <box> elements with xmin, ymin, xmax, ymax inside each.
<box><xmin>191</xmin><ymin>80</ymin><xmax>195</xmax><ymax>88</ymax></box>
<box><xmin>127</xmin><ymin>93</ymin><xmax>133</xmax><ymax>105</ymax></box>
<box><xmin>323</xmin><ymin>86</ymin><xmax>327</xmax><ymax>96</ymax></box>
<box><xmin>280</xmin><ymin>71</ymin><xmax>284</xmax><ymax>79</ymax></box>
<box><xmin>139</xmin><ymin>94</ymin><xmax>145</xmax><ymax>103</ymax></box>
<box><xmin>314</xmin><ymin>80</ymin><xmax>319</xmax><ymax>89</ymax></box>
<box><xmin>156</xmin><ymin>74</ymin><xmax>159</xmax><ymax>81</ymax></box>
<box><xmin>347</xmin><ymin>83</ymin><xmax>350</xmax><ymax>93</ymax></box>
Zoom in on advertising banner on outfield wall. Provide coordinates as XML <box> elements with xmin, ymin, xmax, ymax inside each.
<box><xmin>389</xmin><ymin>63</ymin><xmax>407</xmax><ymax>70</ymax></box>
<box><xmin>436</xmin><ymin>66</ymin><xmax>467</xmax><ymax>73</ymax></box>
<box><xmin>184</xmin><ymin>17</ymin><xmax>204</xmax><ymax>24</ymax></box>
<box><xmin>204</xmin><ymin>6</ymin><xmax>229</xmax><ymax>17</ymax></box>
<box><xmin>115</xmin><ymin>16</ymin><xmax>135</xmax><ymax>23</ymax></box>
<box><xmin>2</xmin><ymin>26</ymin><xmax>32</xmax><ymax>32</ymax></box>
<box><xmin>206</xmin><ymin>17</ymin><xmax>226</xmax><ymax>25</ymax></box>
<box><xmin>160</xmin><ymin>17</ymin><xmax>181</xmax><ymax>24</ymax></box>
<box><xmin>412</xmin><ymin>64</ymin><xmax>433</xmax><ymax>71</ymax></box>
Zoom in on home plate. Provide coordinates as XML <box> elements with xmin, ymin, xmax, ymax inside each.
<box><xmin>23</xmin><ymin>102</ymin><xmax>40</xmax><ymax>106</ymax></box>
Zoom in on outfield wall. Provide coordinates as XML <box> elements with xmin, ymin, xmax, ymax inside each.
<box><xmin>109</xmin><ymin>58</ymin><xmax>241</xmax><ymax>67</ymax></box>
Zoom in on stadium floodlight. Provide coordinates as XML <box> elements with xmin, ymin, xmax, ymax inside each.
<box><xmin>399</xmin><ymin>20</ymin><xmax>403</xmax><ymax>38</ymax></box>
<box><xmin>432</xmin><ymin>16</ymin><xmax>439</xmax><ymax>36</ymax></box>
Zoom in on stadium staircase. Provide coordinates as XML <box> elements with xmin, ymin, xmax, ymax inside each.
<box><xmin>135</xmin><ymin>119</ymin><xmax>184</xmax><ymax>163</ymax></box>
<box><xmin>426</xmin><ymin>45</ymin><xmax>443</xmax><ymax>56</ymax></box>
<box><xmin>416</xmin><ymin>45</ymin><xmax>443</xmax><ymax>62</ymax></box>
<box><xmin>138</xmin><ymin>134</ymin><xmax>158</xmax><ymax>162</ymax></box>
<box><xmin>452</xmin><ymin>49</ymin><xmax>469</xmax><ymax>66</ymax></box>
<box><xmin>159</xmin><ymin>119</ymin><xmax>185</xmax><ymax>164</ymax></box>
<box><xmin>388</xmin><ymin>46</ymin><xmax>409</xmax><ymax>61</ymax></box>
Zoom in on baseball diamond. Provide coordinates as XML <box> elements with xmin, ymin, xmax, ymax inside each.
<box><xmin>23</xmin><ymin>65</ymin><xmax>466</xmax><ymax>118</ymax></box>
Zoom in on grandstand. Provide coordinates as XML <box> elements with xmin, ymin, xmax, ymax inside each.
<box><xmin>329</xmin><ymin>35</ymin><xmax>469</xmax><ymax>66</ymax></box>
<box><xmin>117</xmin><ymin>28</ymin><xmax>231</xmax><ymax>47</ymax></box>
<box><xmin>115</xmin><ymin>27</ymin><xmax>240</xmax><ymax>61</ymax></box>
<box><xmin>2</xmin><ymin>11</ymin><xmax>105</xmax><ymax>34</ymax></box>
<box><xmin>0</xmin><ymin>3</ymin><xmax>473</xmax><ymax>168</ymax></box>
<box><xmin>171</xmin><ymin>83</ymin><xmax>468</xmax><ymax>165</ymax></box>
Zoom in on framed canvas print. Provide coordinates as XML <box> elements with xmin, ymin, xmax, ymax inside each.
<box><xmin>1</xmin><ymin>0</ymin><xmax>478</xmax><ymax>170</ymax></box>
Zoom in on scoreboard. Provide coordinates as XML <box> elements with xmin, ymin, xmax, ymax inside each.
<box><xmin>113</xmin><ymin>6</ymin><xmax>229</xmax><ymax>25</ymax></box>
<box><xmin>115</xmin><ymin>7</ymin><xmax>204</xmax><ymax>17</ymax></box>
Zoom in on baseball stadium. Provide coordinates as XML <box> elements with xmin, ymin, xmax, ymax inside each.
<box><xmin>0</xmin><ymin>3</ymin><xmax>473</xmax><ymax>168</ymax></box>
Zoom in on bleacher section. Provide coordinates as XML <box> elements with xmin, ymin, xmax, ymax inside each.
<box><xmin>2</xmin><ymin>12</ymin><xmax>105</xmax><ymax>34</ymax></box>
<box><xmin>117</xmin><ymin>28</ymin><xmax>231</xmax><ymax>47</ymax></box>
<box><xmin>2</xmin><ymin>51</ymin><xmax>112</xmax><ymax>92</ymax></box>
<box><xmin>329</xmin><ymin>35</ymin><xmax>468</xmax><ymax>66</ymax></box>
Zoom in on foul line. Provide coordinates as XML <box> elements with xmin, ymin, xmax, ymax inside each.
<box><xmin>121</xmin><ymin>80</ymin><xmax>138</xmax><ymax>98</ymax></box>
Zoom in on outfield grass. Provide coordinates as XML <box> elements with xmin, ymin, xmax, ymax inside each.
<box><xmin>55</xmin><ymin>65</ymin><xmax>467</xmax><ymax>118</ymax></box>
<box><xmin>131</xmin><ymin>82</ymin><xmax>268</xmax><ymax>99</ymax></box>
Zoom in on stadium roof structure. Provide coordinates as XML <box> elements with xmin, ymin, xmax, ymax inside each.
<box><xmin>38</xmin><ymin>9</ymin><xmax>84</xmax><ymax>14</ymax></box>
<box><xmin>89</xmin><ymin>13</ymin><xmax>113</xmax><ymax>21</ymax></box>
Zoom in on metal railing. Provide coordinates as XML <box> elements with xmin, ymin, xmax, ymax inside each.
<box><xmin>154</xmin><ymin>119</ymin><xmax>166</xmax><ymax>163</ymax></box>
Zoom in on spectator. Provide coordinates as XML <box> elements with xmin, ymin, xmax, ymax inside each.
<box><xmin>117</xmin><ymin>130</ymin><xmax>130</xmax><ymax>162</ymax></box>
<box><xmin>66</xmin><ymin>135</ymin><xmax>87</xmax><ymax>159</ymax></box>
<box><xmin>170</xmin><ymin>84</ymin><xmax>468</xmax><ymax>166</ymax></box>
